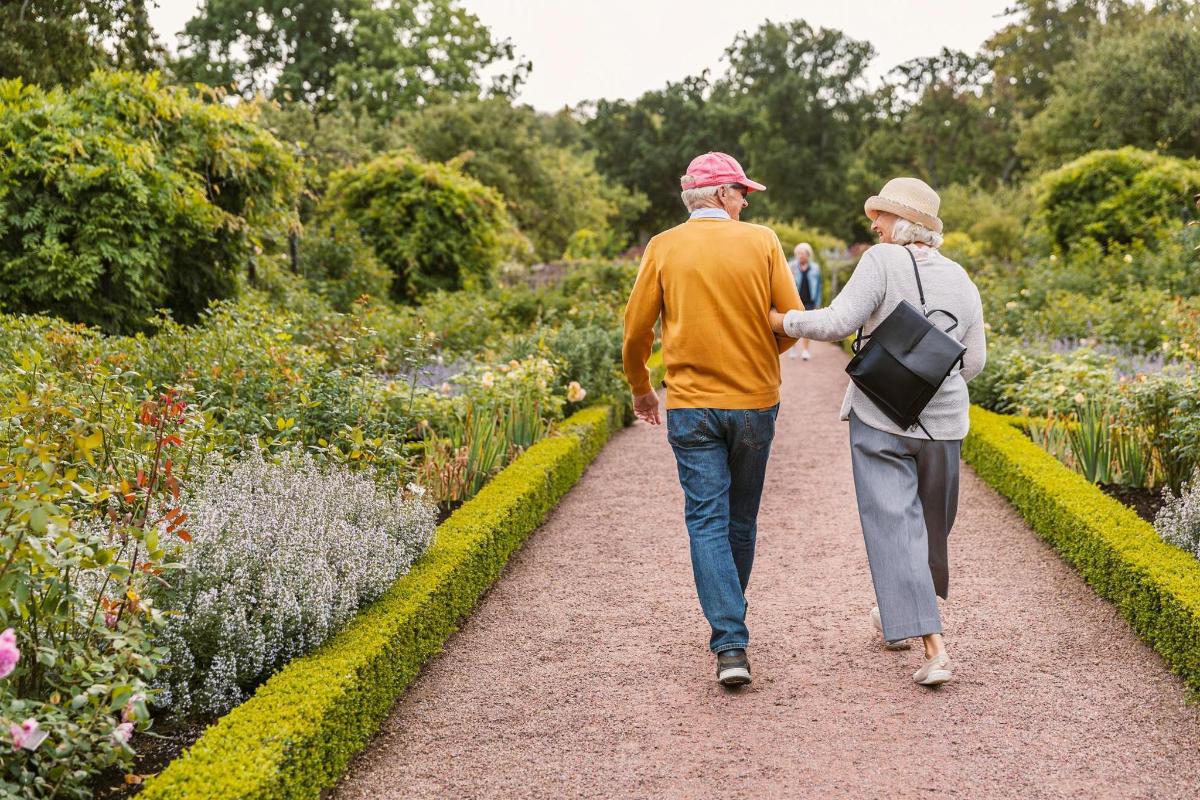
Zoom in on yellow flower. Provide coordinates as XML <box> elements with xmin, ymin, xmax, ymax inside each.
<box><xmin>1054</xmin><ymin>384</ymin><xmax>1067</xmax><ymax>396</ymax></box>
<box><xmin>1074</xmin><ymin>392</ymin><xmax>1086</xmax><ymax>405</ymax></box>
<box><xmin>439</xmin><ymin>382</ymin><xmax>452</xmax><ymax>396</ymax></box>
<box><xmin>481</xmin><ymin>372</ymin><xmax>495</xmax><ymax>389</ymax></box>
<box><xmin>1005</xmin><ymin>301</ymin><xmax>1019</xmax><ymax>310</ymax></box>
<box><xmin>1019</xmin><ymin>288</ymin><xmax>1030</xmax><ymax>297</ymax></box>
<box><xmin>1123</xmin><ymin>253</ymin><xmax>1134</xmax><ymax>264</ymax></box>
<box><xmin>567</xmin><ymin>381</ymin><xmax>587</xmax><ymax>403</ymax></box>
<box><xmin>1049</xmin><ymin>254</ymin><xmax>1057</xmax><ymax>263</ymax></box>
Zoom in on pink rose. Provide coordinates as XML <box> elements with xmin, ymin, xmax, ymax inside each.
<box><xmin>112</xmin><ymin>721</ymin><xmax>134</xmax><ymax>745</ymax></box>
<box><xmin>0</xmin><ymin>628</ymin><xmax>19</xmax><ymax>679</ymax></box>
<box><xmin>10</xmin><ymin>718</ymin><xmax>46</xmax><ymax>752</ymax></box>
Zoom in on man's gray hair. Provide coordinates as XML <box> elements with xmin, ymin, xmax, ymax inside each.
<box><xmin>891</xmin><ymin>218</ymin><xmax>944</xmax><ymax>248</ymax></box>
<box><xmin>680</xmin><ymin>184</ymin><xmax>719</xmax><ymax>211</ymax></box>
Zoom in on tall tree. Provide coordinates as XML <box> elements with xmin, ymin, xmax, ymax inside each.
<box><xmin>174</xmin><ymin>0</ymin><xmax>528</xmax><ymax>120</ymax></box>
<box><xmin>854</xmin><ymin>49</ymin><xmax>1013</xmax><ymax>194</ymax></box>
<box><xmin>717</xmin><ymin>20</ymin><xmax>876</xmax><ymax>238</ymax></box>
<box><xmin>585</xmin><ymin>74</ymin><xmax>742</xmax><ymax>238</ymax></box>
<box><xmin>1019</xmin><ymin>7</ymin><xmax>1200</xmax><ymax>168</ymax></box>
<box><xmin>403</xmin><ymin>99</ymin><xmax>645</xmax><ymax>260</ymax></box>
<box><xmin>0</xmin><ymin>0</ymin><xmax>161</xmax><ymax>87</ymax></box>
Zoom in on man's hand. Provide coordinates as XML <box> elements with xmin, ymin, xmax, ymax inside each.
<box><xmin>768</xmin><ymin>308</ymin><xmax>787</xmax><ymax>335</ymax></box>
<box><xmin>632</xmin><ymin>389</ymin><xmax>662</xmax><ymax>426</ymax></box>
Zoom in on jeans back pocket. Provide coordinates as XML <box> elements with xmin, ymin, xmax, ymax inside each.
<box><xmin>667</xmin><ymin>408</ymin><xmax>712</xmax><ymax>448</ymax></box>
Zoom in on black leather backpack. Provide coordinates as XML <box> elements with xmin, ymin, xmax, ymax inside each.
<box><xmin>845</xmin><ymin>246</ymin><xmax>966</xmax><ymax>439</ymax></box>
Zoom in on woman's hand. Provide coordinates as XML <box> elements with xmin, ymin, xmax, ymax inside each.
<box><xmin>768</xmin><ymin>308</ymin><xmax>787</xmax><ymax>335</ymax></box>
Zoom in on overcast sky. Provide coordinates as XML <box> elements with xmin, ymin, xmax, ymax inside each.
<box><xmin>149</xmin><ymin>0</ymin><xmax>1017</xmax><ymax>111</ymax></box>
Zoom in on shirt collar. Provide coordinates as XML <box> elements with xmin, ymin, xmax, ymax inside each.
<box><xmin>689</xmin><ymin>208</ymin><xmax>731</xmax><ymax>220</ymax></box>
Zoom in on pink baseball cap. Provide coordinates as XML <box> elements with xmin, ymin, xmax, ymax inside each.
<box><xmin>680</xmin><ymin>152</ymin><xmax>766</xmax><ymax>193</ymax></box>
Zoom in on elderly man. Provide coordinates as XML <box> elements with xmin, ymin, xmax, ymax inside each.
<box><xmin>622</xmin><ymin>152</ymin><xmax>802</xmax><ymax>686</ymax></box>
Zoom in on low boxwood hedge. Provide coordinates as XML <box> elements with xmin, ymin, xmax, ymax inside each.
<box><xmin>140</xmin><ymin>404</ymin><xmax>619</xmax><ymax>799</ymax></box>
<box><xmin>963</xmin><ymin>406</ymin><xmax>1200</xmax><ymax>693</ymax></box>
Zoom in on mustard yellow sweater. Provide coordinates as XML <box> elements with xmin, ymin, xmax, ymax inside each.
<box><xmin>622</xmin><ymin>218</ymin><xmax>803</xmax><ymax>409</ymax></box>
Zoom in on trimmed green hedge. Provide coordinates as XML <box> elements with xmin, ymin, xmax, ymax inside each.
<box><xmin>963</xmin><ymin>406</ymin><xmax>1200</xmax><ymax>693</ymax></box>
<box><xmin>140</xmin><ymin>404</ymin><xmax>619</xmax><ymax>799</ymax></box>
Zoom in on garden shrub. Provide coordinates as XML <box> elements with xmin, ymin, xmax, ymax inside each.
<box><xmin>138</xmin><ymin>404</ymin><xmax>619</xmax><ymax>800</ymax></box>
<box><xmin>963</xmin><ymin>407</ymin><xmax>1200</xmax><ymax>694</ymax></box>
<box><xmin>322</xmin><ymin>150</ymin><xmax>513</xmax><ymax>303</ymax></box>
<box><xmin>938</xmin><ymin>182</ymin><xmax>1029</xmax><ymax>262</ymax></box>
<box><xmin>0</xmin><ymin>367</ymin><xmax>211</xmax><ymax>798</ymax></box>
<box><xmin>298</xmin><ymin>224</ymin><xmax>394</xmax><ymax>312</ymax></box>
<box><xmin>760</xmin><ymin>218</ymin><xmax>846</xmax><ymax>256</ymax></box>
<box><xmin>1032</xmin><ymin>147</ymin><xmax>1200</xmax><ymax>254</ymax></box>
<box><xmin>1156</xmin><ymin>469</ymin><xmax>1200</xmax><ymax>559</ymax></box>
<box><xmin>154</xmin><ymin>450</ymin><xmax>436</xmax><ymax>718</ymax></box>
<box><xmin>0</xmin><ymin>72</ymin><xmax>301</xmax><ymax>333</ymax></box>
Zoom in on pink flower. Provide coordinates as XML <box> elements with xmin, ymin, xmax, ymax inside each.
<box><xmin>10</xmin><ymin>718</ymin><xmax>46</xmax><ymax>752</ymax></box>
<box><xmin>121</xmin><ymin>694</ymin><xmax>145</xmax><ymax>723</ymax></box>
<box><xmin>0</xmin><ymin>628</ymin><xmax>19</xmax><ymax>679</ymax></box>
<box><xmin>104</xmin><ymin>612</ymin><xmax>118</xmax><ymax>629</ymax></box>
<box><xmin>112</xmin><ymin>721</ymin><xmax>134</xmax><ymax>745</ymax></box>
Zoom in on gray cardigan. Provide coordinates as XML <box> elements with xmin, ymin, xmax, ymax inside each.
<box><xmin>782</xmin><ymin>243</ymin><xmax>986</xmax><ymax>440</ymax></box>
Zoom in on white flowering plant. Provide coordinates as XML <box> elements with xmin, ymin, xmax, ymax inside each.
<box><xmin>152</xmin><ymin>449</ymin><xmax>437</xmax><ymax>719</ymax></box>
<box><xmin>1155</xmin><ymin>468</ymin><xmax>1200</xmax><ymax>559</ymax></box>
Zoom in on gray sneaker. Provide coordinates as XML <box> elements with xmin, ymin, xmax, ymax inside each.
<box><xmin>716</xmin><ymin>649</ymin><xmax>752</xmax><ymax>686</ymax></box>
<box><xmin>871</xmin><ymin>606</ymin><xmax>911</xmax><ymax>651</ymax></box>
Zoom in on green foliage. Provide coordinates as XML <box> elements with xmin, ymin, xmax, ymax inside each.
<box><xmin>174</xmin><ymin>0</ymin><xmax>528</xmax><ymax>121</ymax></box>
<box><xmin>137</xmin><ymin>404</ymin><xmax>618</xmax><ymax>800</ymax></box>
<box><xmin>720</xmin><ymin>20</ymin><xmax>876</xmax><ymax>238</ymax></box>
<box><xmin>1032</xmin><ymin>147</ymin><xmax>1200</xmax><ymax>254</ymax></box>
<box><xmin>322</xmin><ymin>151</ymin><xmax>512</xmax><ymax>303</ymax></box>
<box><xmin>401</xmin><ymin>99</ymin><xmax>646</xmax><ymax>261</ymax></box>
<box><xmin>1067</xmin><ymin>400</ymin><xmax>1114</xmax><ymax>483</ymax></box>
<box><xmin>937</xmin><ymin>182</ymin><xmax>1030</xmax><ymax>262</ymax></box>
<box><xmin>298</xmin><ymin>224</ymin><xmax>394</xmax><ymax>311</ymax></box>
<box><xmin>586</xmin><ymin>75</ymin><xmax>742</xmax><ymax>238</ymax></box>
<box><xmin>962</xmin><ymin>407</ymin><xmax>1200</xmax><ymax>695</ymax></box>
<box><xmin>1020</xmin><ymin>8</ymin><xmax>1200</xmax><ymax>168</ymax></box>
<box><xmin>759</xmin><ymin>219</ymin><xmax>846</xmax><ymax>256</ymax></box>
<box><xmin>0</xmin><ymin>72</ymin><xmax>302</xmax><ymax>333</ymax></box>
<box><xmin>0</xmin><ymin>0</ymin><xmax>161</xmax><ymax>88</ymax></box>
<box><xmin>1119</xmin><ymin>371</ymin><xmax>1200</xmax><ymax>495</ymax></box>
<box><xmin>853</xmin><ymin>49</ymin><xmax>1014</xmax><ymax>199</ymax></box>
<box><xmin>0</xmin><ymin>364</ymin><xmax>207</xmax><ymax>797</ymax></box>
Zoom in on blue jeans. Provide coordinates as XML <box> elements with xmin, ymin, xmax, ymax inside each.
<box><xmin>667</xmin><ymin>405</ymin><xmax>779</xmax><ymax>653</ymax></box>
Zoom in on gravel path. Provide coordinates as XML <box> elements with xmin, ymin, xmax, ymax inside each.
<box><xmin>334</xmin><ymin>343</ymin><xmax>1200</xmax><ymax>799</ymax></box>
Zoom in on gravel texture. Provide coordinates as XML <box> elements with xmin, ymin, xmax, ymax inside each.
<box><xmin>333</xmin><ymin>343</ymin><xmax>1200</xmax><ymax>799</ymax></box>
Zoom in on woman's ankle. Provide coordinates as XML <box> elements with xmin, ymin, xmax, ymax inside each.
<box><xmin>922</xmin><ymin>634</ymin><xmax>946</xmax><ymax>659</ymax></box>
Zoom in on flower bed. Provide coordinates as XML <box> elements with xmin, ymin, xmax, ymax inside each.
<box><xmin>963</xmin><ymin>406</ymin><xmax>1200</xmax><ymax>693</ymax></box>
<box><xmin>137</xmin><ymin>403</ymin><xmax>618</xmax><ymax>800</ymax></box>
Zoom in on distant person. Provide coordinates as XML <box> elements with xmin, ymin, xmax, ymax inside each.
<box><xmin>787</xmin><ymin>242</ymin><xmax>822</xmax><ymax>361</ymax></box>
<box><xmin>622</xmin><ymin>152</ymin><xmax>802</xmax><ymax>687</ymax></box>
<box><xmin>769</xmin><ymin>177</ymin><xmax>986</xmax><ymax>687</ymax></box>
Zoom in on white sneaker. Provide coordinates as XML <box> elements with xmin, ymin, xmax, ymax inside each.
<box><xmin>801</xmin><ymin>349</ymin><xmax>811</xmax><ymax>361</ymax></box>
<box><xmin>870</xmin><ymin>606</ymin><xmax>911</xmax><ymax>651</ymax></box>
<box><xmin>787</xmin><ymin>349</ymin><xmax>797</xmax><ymax>360</ymax></box>
<box><xmin>913</xmin><ymin>653</ymin><xmax>953</xmax><ymax>686</ymax></box>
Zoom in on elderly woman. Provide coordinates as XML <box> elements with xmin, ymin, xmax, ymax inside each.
<box><xmin>769</xmin><ymin>178</ymin><xmax>986</xmax><ymax>687</ymax></box>
<box><xmin>787</xmin><ymin>243</ymin><xmax>822</xmax><ymax>360</ymax></box>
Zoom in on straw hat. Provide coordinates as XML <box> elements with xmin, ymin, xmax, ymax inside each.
<box><xmin>864</xmin><ymin>177</ymin><xmax>943</xmax><ymax>233</ymax></box>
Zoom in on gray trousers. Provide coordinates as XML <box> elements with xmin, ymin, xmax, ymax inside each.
<box><xmin>849</xmin><ymin>413</ymin><xmax>960</xmax><ymax>642</ymax></box>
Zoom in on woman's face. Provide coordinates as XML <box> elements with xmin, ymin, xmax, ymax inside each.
<box><xmin>871</xmin><ymin>211</ymin><xmax>899</xmax><ymax>243</ymax></box>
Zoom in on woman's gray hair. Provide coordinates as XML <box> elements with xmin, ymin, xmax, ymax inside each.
<box><xmin>891</xmin><ymin>218</ymin><xmax>944</xmax><ymax>248</ymax></box>
<box><xmin>795</xmin><ymin>242</ymin><xmax>814</xmax><ymax>258</ymax></box>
